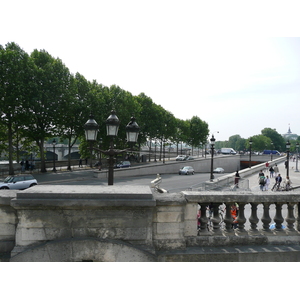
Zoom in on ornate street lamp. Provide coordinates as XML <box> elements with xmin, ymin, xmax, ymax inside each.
<box><xmin>84</xmin><ymin>111</ymin><xmax>139</xmax><ymax>185</ymax></box>
<box><xmin>295</xmin><ymin>142</ymin><xmax>299</xmax><ymax>172</ymax></box>
<box><xmin>249</xmin><ymin>138</ymin><xmax>253</xmax><ymax>168</ymax></box>
<box><xmin>210</xmin><ymin>134</ymin><xmax>216</xmax><ymax>181</ymax></box>
<box><xmin>84</xmin><ymin>115</ymin><xmax>99</xmax><ymax>168</ymax></box>
<box><xmin>286</xmin><ymin>140</ymin><xmax>291</xmax><ymax>177</ymax></box>
<box><xmin>52</xmin><ymin>139</ymin><xmax>57</xmax><ymax>172</ymax></box>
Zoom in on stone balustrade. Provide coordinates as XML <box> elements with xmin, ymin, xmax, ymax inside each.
<box><xmin>182</xmin><ymin>191</ymin><xmax>300</xmax><ymax>247</ymax></box>
<box><xmin>1</xmin><ymin>185</ymin><xmax>300</xmax><ymax>261</ymax></box>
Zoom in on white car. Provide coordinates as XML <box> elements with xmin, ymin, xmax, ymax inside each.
<box><xmin>0</xmin><ymin>174</ymin><xmax>38</xmax><ymax>190</ymax></box>
<box><xmin>176</xmin><ymin>155</ymin><xmax>187</xmax><ymax>161</ymax></box>
<box><xmin>179</xmin><ymin>166</ymin><xmax>195</xmax><ymax>175</ymax></box>
<box><xmin>213</xmin><ymin>167</ymin><xmax>224</xmax><ymax>173</ymax></box>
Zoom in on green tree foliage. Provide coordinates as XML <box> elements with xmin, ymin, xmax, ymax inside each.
<box><xmin>188</xmin><ymin>116</ymin><xmax>209</xmax><ymax>148</ymax></box>
<box><xmin>0</xmin><ymin>42</ymin><xmax>210</xmax><ymax>170</ymax></box>
<box><xmin>261</xmin><ymin>128</ymin><xmax>285</xmax><ymax>152</ymax></box>
<box><xmin>0</xmin><ymin>42</ymin><xmax>32</xmax><ymax>174</ymax></box>
<box><xmin>21</xmin><ymin>49</ymin><xmax>72</xmax><ymax>172</ymax></box>
<box><xmin>246</xmin><ymin>135</ymin><xmax>272</xmax><ymax>151</ymax></box>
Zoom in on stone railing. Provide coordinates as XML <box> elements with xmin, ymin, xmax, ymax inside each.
<box><xmin>1</xmin><ymin>185</ymin><xmax>300</xmax><ymax>261</ymax></box>
<box><xmin>182</xmin><ymin>190</ymin><xmax>300</xmax><ymax>248</ymax></box>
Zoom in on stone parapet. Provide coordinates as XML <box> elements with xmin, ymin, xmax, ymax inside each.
<box><xmin>1</xmin><ymin>184</ymin><xmax>300</xmax><ymax>261</ymax></box>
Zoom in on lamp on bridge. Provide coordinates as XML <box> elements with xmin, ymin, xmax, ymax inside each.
<box><xmin>84</xmin><ymin>114</ymin><xmax>100</xmax><ymax>168</ymax></box>
<box><xmin>52</xmin><ymin>139</ymin><xmax>57</xmax><ymax>172</ymax></box>
<box><xmin>286</xmin><ymin>140</ymin><xmax>290</xmax><ymax>177</ymax></box>
<box><xmin>271</xmin><ymin>141</ymin><xmax>274</xmax><ymax>161</ymax></box>
<box><xmin>249</xmin><ymin>138</ymin><xmax>252</xmax><ymax>168</ymax></box>
<box><xmin>296</xmin><ymin>142</ymin><xmax>299</xmax><ymax>172</ymax></box>
<box><xmin>210</xmin><ymin>134</ymin><xmax>216</xmax><ymax>181</ymax></box>
<box><xmin>84</xmin><ymin>111</ymin><xmax>140</xmax><ymax>185</ymax></box>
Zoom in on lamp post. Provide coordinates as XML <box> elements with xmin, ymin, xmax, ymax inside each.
<box><xmin>84</xmin><ymin>111</ymin><xmax>139</xmax><ymax>186</ymax></box>
<box><xmin>84</xmin><ymin>115</ymin><xmax>100</xmax><ymax>168</ymax></box>
<box><xmin>249</xmin><ymin>138</ymin><xmax>252</xmax><ymax>168</ymax></box>
<box><xmin>270</xmin><ymin>141</ymin><xmax>274</xmax><ymax>161</ymax></box>
<box><xmin>286</xmin><ymin>140</ymin><xmax>290</xmax><ymax>177</ymax></box>
<box><xmin>210</xmin><ymin>135</ymin><xmax>215</xmax><ymax>181</ymax></box>
<box><xmin>52</xmin><ymin>139</ymin><xmax>57</xmax><ymax>172</ymax></box>
<box><xmin>295</xmin><ymin>142</ymin><xmax>299</xmax><ymax>172</ymax></box>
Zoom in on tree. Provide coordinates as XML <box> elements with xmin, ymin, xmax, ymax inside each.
<box><xmin>247</xmin><ymin>135</ymin><xmax>272</xmax><ymax>151</ymax></box>
<box><xmin>22</xmin><ymin>49</ymin><xmax>72</xmax><ymax>172</ymax></box>
<box><xmin>0</xmin><ymin>42</ymin><xmax>32</xmax><ymax>174</ymax></box>
<box><xmin>188</xmin><ymin>116</ymin><xmax>209</xmax><ymax>150</ymax></box>
<box><xmin>261</xmin><ymin>128</ymin><xmax>285</xmax><ymax>152</ymax></box>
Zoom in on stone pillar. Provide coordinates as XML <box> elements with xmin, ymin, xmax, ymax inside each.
<box><xmin>274</xmin><ymin>202</ymin><xmax>284</xmax><ymax>232</ymax></box>
<box><xmin>0</xmin><ymin>192</ymin><xmax>18</xmax><ymax>258</ymax></box>
<box><xmin>236</xmin><ymin>203</ymin><xmax>247</xmax><ymax>234</ymax></box>
<box><xmin>211</xmin><ymin>202</ymin><xmax>222</xmax><ymax>234</ymax></box>
<box><xmin>199</xmin><ymin>202</ymin><xmax>210</xmax><ymax>235</ymax></box>
<box><xmin>249</xmin><ymin>203</ymin><xmax>259</xmax><ymax>234</ymax></box>
<box><xmin>286</xmin><ymin>203</ymin><xmax>296</xmax><ymax>233</ymax></box>
<box><xmin>223</xmin><ymin>203</ymin><xmax>234</xmax><ymax>235</ymax></box>
<box><xmin>261</xmin><ymin>203</ymin><xmax>272</xmax><ymax>233</ymax></box>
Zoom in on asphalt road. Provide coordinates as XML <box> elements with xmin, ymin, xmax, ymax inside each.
<box><xmin>33</xmin><ymin>169</ymin><xmax>225</xmax><ymax>193</ymax></box>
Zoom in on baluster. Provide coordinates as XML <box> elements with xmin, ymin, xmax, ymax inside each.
<box><xmin>286</xmin><ymin>203</ymin><xmax>296</xmax><ymax>232</ymax></box>
<box><xmin>223</xmin><ymin>203</ymin><xmax>234</xmax><ymax>235</ymax></box>
<box><xmin>211</xmin><ymin>203</ymin><xmax>222</xmax><ymax>234</ymax></box>
<box><xmin>274</xmin><ymin>202</ymin><xmax>284</xmax><ymax>231</ymax></box>
<box><xmin>236</xmin><ymin>203</ymin><xmax>247</xmax><ymax>234</ymax></box>
<box><xmin>296</xmin><ymin>204</ymin><xmax>300</xmax><ymax>232</ymax></box>
<box><xmin>249</xmin><ymin>203</ymin><xmax>259</xmax><ymax>233</ymax></box>
<box><xmin>261</xmin><ymin>203</ymin><xmax>272</xmax><ymax>232</ymax></box>
<box><xmin>199</xmin><ymin>203</ymin><xmax>209</xmax><ymax>235</ymax></box>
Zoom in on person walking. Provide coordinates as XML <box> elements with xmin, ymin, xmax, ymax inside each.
<box><xmin>264</xmin><ymin>175</ymin><xmax>270</xmax><ymax>191</ymax></box>
<box><xmin>259</xmin><ymin>174</ymin><xmax>266</xmax><ymax>191</ymax></box>
<box><xmin>272</xmin><ymin>173</ymin><xmax>282</xmax><ymax>191</ymax></box>
<box><xmin>269</xmin><ymin>166</ymin><xmax>274</xmax><ymax>178</ymax></box>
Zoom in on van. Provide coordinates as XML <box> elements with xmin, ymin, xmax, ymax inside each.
<box><xmin>221</xmin><ymin>148</ymin><xmax>237</xmax><ymax>155</ymax></box>
<box><xmin>263</xmin><ymin>150</ymin><xmax>281</xmax><ymax>155</ymax></box>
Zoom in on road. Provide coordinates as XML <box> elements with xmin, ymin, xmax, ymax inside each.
<box><xmin>33</xmin><ymin>169</ymin><xmax>225</xmax><ymax>193</ymax></box>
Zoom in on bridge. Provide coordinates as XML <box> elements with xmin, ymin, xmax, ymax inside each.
<box><xmin>1</xmin><ymin>156</ymin><xmax>300</xmax><ymax>262</ymax></box>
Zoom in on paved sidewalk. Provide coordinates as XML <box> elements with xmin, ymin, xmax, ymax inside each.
<box><xmin>246</xmin><ymin>159</ymin><xmax>300</xmax><ymax>191</ymax></box>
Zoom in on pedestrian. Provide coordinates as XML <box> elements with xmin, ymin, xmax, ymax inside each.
<box><xmin>285</xmin><ymin>176</ymin><xmax>292</xmax><ymax>191</ymax></box>
<box><xmin>25</xmin><ymin>160</ymin><xmax>29</xmax><ymax>171</ymax></box>
<box><xmin>234</xmin><ymin>170</ymin><xmax>240</xmax><ymax>187</ymax></box>
<box><xmin>231</xmin><ymin>204</ymin><xmax>238</xmax><ymax>229</ymax></box>
<box><xmin>273</xmin><ymin>164</ymin><xmax>279</xmax><ymax>177</ymax></box>
<box><xmin>272</xmin><ymin>173</ymin><xmax>282</xmax><ymax>191</ymax></box>
<box><xmin>264</xmin><ymin>175</ymin><xmax>270</xmax><ymax>191</ymax></box>
<box><xmin>265</xmin><ymin>161</ymin><xmax>269</xmax><ymax>172</ymax></box>
<box><xmin>79</xmin><ymin>158</ymin><xmax>83</xmax><ymax>167</ymax></box>
<box><xmin>259</xmin><ymin>174</ymin><xmax>265</xmax><ymax>191</ymax></box>
<box><xmin>269</xmin><ymin>166</ymin><xmax>274</xmax><ymax>178</ymax></box>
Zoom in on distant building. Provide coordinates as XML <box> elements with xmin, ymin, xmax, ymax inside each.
<box><xmin>282</xmin><ymin>125</ymin><xmax>298</xmax><ymax>140</ymax></box>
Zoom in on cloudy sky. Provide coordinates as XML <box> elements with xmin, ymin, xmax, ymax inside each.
<box><xmin>2</xmin><ymin>0</ymin><xmax>300</xmax><ymax>141</ymax></box>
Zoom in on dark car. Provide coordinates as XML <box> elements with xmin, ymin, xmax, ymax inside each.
<box><xmin>179</xmin><ymin>166</ymin><xmax>195</xmax><ymax>175</ymax></box>
<box><xmin>0</xmin><ymin>174</ymin><xmax>38</xmax><ymax>190</ymax></box>
<box><xmin>115</xmin><ymin>161</ymin><xmax>131</xmax><ymax>168</ymax></box>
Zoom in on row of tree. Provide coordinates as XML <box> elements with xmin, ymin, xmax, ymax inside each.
<box><xmin>1</xmin><ymin>42</ymin><xmax>209</xmax><ymax>174</ymax></box>
<box><xmin>215</xmin><ymin>128</ymin><xmax>300</xmax><ymax>153</ymax></box>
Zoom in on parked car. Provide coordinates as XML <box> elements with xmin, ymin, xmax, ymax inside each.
<box><xmin>183</xmin><ymin>156</ymin><xmax>194</xmax><ymax>160</ymax></box>
<box><xmin>115</xmin><ymin>161</ymin><xmax>131</xmax><ymax>168</ymax></box>
<box><xmin>175</xmin><ymin>155</ymin><xmax>187</xmax><ymax>161</ymax></box>
<box><xmin>213</xmin><ymin>167</ymin><xmax>224</xmax><ymax>173</ymax></box>
<box><xmin>179</xmin><ymin>166</ymin><xmax>195</xmax><ymax>175</ymax></box>
<box><xmin>0</xmin><ymin>174</ymin><xmax>38</xmax><ymax>190</ymax></box>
